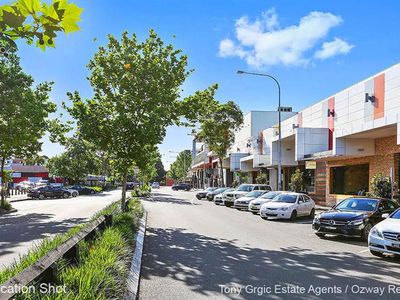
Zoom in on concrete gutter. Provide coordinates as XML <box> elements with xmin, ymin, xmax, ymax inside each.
<box><xmin>125</xmin><ymin>211</ymin><xmax>147</xmax><ymax>300</ymax></box>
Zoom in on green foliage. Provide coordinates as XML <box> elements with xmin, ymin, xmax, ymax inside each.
<box><xmin>289</xmin><ymin>169</ymin><xmax>304</xmax><ymax>192</ymax></box>
<box><xmin>0</xmin><ymin>0</ymin><xmax>83</xmax><ymax>50</ymax></box>
<box><xmin>168</xmin><ymin>150</ymin><xmax>192</xmax><ymax>181</ymax></box>
<box><xmin>255</xmin><ymin>172</ymin><xmax>268</xmax><ymax>184</ymax></box>
<box><xmin>369</xmin><ymin>173</ymin><xmax>392</xmax><ymax>199</ymax></box>
<box><xmin>154</xmin><ymin>157</ymin><xmax>167</xmax><ymax>183</ymax></box>
<box><xmin>131</xmin><ymin>184</ymin><xmax>151</xmax><ymax>198</ymax></box>
<box><xmin>46</xmin><ymin>136</ymin><xmax>101</xmax><ymax>183</ymax></box>
<box><xmin>66</xmin><ymin>30</ymin><xmax>203</xmax><ymax>209</ymax></box>
<box><xmin>0</xmin><ymin>200</ymin><xmax>125</xmax><ymax>285</ymax></box>
<box><xmin>196</xmin><ymin>89</ymin><xmax>244</xmax><ymax>186</ymax></box>
<box><xmin>0</xmin><ymin>52</ymin><xmax>68</xmax><ymax>205</ymax></box>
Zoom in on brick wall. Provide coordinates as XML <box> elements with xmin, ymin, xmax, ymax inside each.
<box><xmin>323</xmin><ymin>135</ymin><xmax>400</xmax><ymax>205</ymax></box>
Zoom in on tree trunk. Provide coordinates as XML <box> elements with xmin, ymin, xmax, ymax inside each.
<box><xmin>219</xmin><ymin>157</ymin><xmax>224</xmax><ymax>187</ymax></box>
<box><xmin>1</xmin><ymin>157</ymin><xmax>6</xmax><ymax>207</ymax></box>
<box><xmin>121</xmin><ymin>171</ymin><xmax>128</xmax><ymax>211</ymax></box>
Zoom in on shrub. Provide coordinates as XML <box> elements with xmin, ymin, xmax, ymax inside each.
<box><xmin>289</xmin><ymin>169</ymin><xmax>304</xmax><ymax>192</ymax></box>
<box><xmin>0</xmin><ymin>200</ymin><xmax>13</xmax><ymax>211</ymax></box>
<box><xmin>255</xmin><ymin>172</ymin><xmax>268</xmax><ymax>184</ymax></box>
<box><xmin>369</xmin><ymin>173</ymin><xmax>393</xmax><ymax>199</ymax></box>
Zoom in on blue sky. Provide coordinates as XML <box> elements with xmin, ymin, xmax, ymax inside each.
<box><xmin>5</xmin><ymin>0</ymin><xmax>400</xmax><ymax>169</ymax></box>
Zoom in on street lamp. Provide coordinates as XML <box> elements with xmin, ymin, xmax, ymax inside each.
<box><xmin>237</xmin><ymin>70</ymin><xmax>283</xmax><ymax>191</ymax></box>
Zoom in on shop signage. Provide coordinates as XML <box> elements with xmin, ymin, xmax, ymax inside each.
<box><xmin>305</xmin><ymin>161</ymin><xmax>317</xmax><ymax>169</ymax></box>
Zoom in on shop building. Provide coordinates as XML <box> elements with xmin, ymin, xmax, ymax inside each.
<box><xmin>261</xmin><ymin>63</ymin><xmax>400</xmax><ymax>205</ymax></box>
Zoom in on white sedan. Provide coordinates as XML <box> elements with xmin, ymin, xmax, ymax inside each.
<box><xmin>368</xmin><ymin>208</ymin><xmax>400</xmax><ymax>257</ymax></box>
<box><xmin>260</xmin><ymin>192</ymin><xmax>315</xmax><ymax>220</ymax></box>
<box><xmin>248</xmin><ymin>191</ymin><xmax>283</xmax><ymax>214</ymax></box>
<box><xmin>234</xmin><ymin>190</ymin><xmax>268</xmax><ymax>210</ymax></box>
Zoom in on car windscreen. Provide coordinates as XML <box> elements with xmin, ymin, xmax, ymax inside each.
<box><xmin>246</xmin><ymin>191</ymin><xmax>264</xmax><ymax>197</ymax></box>
<box><xmin>237</xmin><ymin>185</ymin><xmax>253</xmax><ymax>192</ymax></box>
<box><xmin>260</xmin><ymin>191</ymin><xmax>281</xmax><ymax>199</ymax></box>
<box><xmin>335</xmin><ymin>198</ymin><xmax>378</xmax><ymax>212</ymax></box>
<box><xmin>271</xmin><ymin>194</ymin><xmax>297</xmax><ymax>203</ymax></box>
<box><xmin>214</xmin><ymin>188</ymin><xmax>227</xmax><ymax>193</ymax></box>
<box><xmin>391</xmin><ymin>209</ymin><xmax>400</xmax><ymax>219</ymax></box>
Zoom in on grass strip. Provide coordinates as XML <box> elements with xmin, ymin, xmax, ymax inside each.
<box><xmin>0</xmin><ymin>201</ymin><xmax>121</xmax><ymax>285</ymax></box>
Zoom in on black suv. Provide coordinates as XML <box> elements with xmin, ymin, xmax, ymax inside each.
<box><xmin>28</xmin><ymin>186</ymin><xmax>72</xmax><ymax>200</ymax></box>
<box><xmin>313</xmin><ymin>197</ymin><xmax>399</xmax><ymax>241</ymax></box>
<box><xmin>172</xmin><ymin>183</ymin><xmax>191</xmax><ymax>191</ymax></box>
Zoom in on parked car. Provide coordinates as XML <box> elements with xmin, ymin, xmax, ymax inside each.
<box><xmin>65</xmin><ymin>187</ymin><xmax>79</xmax><ymax>197</ymax></box>
<box><xmin>313</xmin><ymin>197</ymin><xmax>399</xmax><ymax>241</ymax></box>
<box><xmin>196</xmin><ymin>187</ymin><xmax>218</xmax><ymax>199</ymax></box>
<box><xmin>234</xmin><ymin>190</ymin><xmax>269</xmax><ymax>210</ymax></box>
<box><xmin>27</xmin><ymin>186</ymin><xmax>72</xmax><ymax>200</ymax></box>
<box><xmin>260</xmin><ymin>192</ymin><xmax>315</xmax><ymax>220</ymax></box>
<box><xmin>214</xmin><ymin>188</ymin><xmax>235</xmax><ymax>205</ymax></box>
<box><xmin>368</xmin><ymin>208</ymin><xmax>400</xmax><ymax>257</ymax></box>
<box><xmin>224</xmin><ymin>184</ymin><xmax>272</xmax><ymax>207</ymax></box>
<box><xmin>206</xmin><ymin>187</ymin><xmax>230</xmax><ymax>201</ymax></box>
<box><xmin>70</xmin><ymin>185</ymin><xmax>96</xmax><ymax>195</ymax></box>
<box><xmin>248</xmin><ymin>191</ymin><xmax>283</xmax><ymax>214</ymax></box>
<box><xmin>15</xmin><ymin>181</ymin><xmax>36</xmax><ymax>191</ymax></box>
<box><xmin>151</xmin><ymin>182</ymin><xmax>160</xmax><ymax>189</ymax></box>
<box><xmin>172</xmin><ymin>183</ymin><xmax>191</xmax><ymax>191</ymax></box>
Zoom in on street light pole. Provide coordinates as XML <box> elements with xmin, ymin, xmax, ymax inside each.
<box><xmin>237</xmin><ymin>70</ymin><xmax>283</xmax><ymax>191</ymax></box>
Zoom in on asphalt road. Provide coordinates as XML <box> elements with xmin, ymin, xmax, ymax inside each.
<box><xmin>139</xmin><ymin>187</ymin><xmax>400</xmax><ymax>300</ymax></box>
<box><xmin>0</xmin><ymin>189</ymin><xmax>122</xmax><ymax>269</ymax></box>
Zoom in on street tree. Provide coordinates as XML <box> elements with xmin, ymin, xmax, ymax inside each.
<box><xmin>46</xmin><ymin>136</ymin><xmax>101</xmax><ymax>184</ymax></box>
<box><xmin>66</xmin><ymin>30</ymin><xmax>202</xmax><ymax>210</ymax></box>
<box><xmin>168</xmin><ymin>150</ymin><xmax>192</xmax><ymax>181</ymax></box>
<box><xmin>0</xmin><ymin>52</ymin><xmax>66</xmax><ymax>207</ymax></box>
<box><xmin>0</xmin><ymin>0</ymin><xmax>83</xmax><ymax>51</ymax></box>
<box><xmin>197</xmin><ymin>100</ymin><xmax>243</xmax><ymax>187</ymax></box>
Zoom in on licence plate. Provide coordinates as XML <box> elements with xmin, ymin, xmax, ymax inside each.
<box><xmin>391</xmin><ymin>242</ymin><xmax>400</xmax><ymax>248</ymax></box>
<box><xmin>325</xmin><ymin>226</ymin><xmax>336</xmax><ymax>230</ymax></box>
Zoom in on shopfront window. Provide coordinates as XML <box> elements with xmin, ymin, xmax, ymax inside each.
<box><xmin>330</xmin><ymin>164</ymin><xmax>369</xmax><ymax>195</ymax></box>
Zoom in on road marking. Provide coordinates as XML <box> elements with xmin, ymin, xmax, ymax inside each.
<box><xmin>358</xmin><ymin>249</ymin><xmax>369</xmax><ymax>253</ymax></box>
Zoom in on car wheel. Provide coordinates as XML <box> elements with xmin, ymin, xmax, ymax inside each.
<box><xmin>63</xmin><ymin>193</ymin><xmax>69</xmax><ymax>198</ymax></box>
<box><xmin>370</xmin><ymin>250</ymin><xmax>384</xmax><ymax>257</ymax></box>
<box><xmin>38</xmin><ymin>194</ymin><xmax>45</xmax><ymax>200</ymax></box>
<box><xmin>309</xmin><ymin>208</ymin><xmax>315</xmax><ymax>219</ymax></box>
<box><xmin>252</xmin><ymin>212</ymin><xmax>258</xmax><ymax>215</ymax></box>
<box><xmin>315</xmin><ymin>232</ymin><xmax>326</xmax><ymax>238</ymax></box>
<box><xmin>362</xmin><ymin>223</ymin><xmax>373</xmax><ymax>242</ymax></box>
<box><xmin>290</xmin><ymin>210</ymin><xmax>297</xmax><ymax>221</ymax></box>
<box><xmin>90</xmin><ymin>190</ymin><xmax>95</xmax><ymax>194</ymax></box>
<box><xmin>261</xmin><ymin>216</ymin><xmax>268</xmax><ymax>220</ymax></box>
<box><xmin>225</xmin><ymin>202</ymin><xmax>233</xmax><ymax>207</ymax></box>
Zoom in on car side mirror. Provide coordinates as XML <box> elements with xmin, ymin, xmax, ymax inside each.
<box><xmin>382</xmin><ymin>213</ymin><xmax>390</xmax><ymax>218</ymax></box>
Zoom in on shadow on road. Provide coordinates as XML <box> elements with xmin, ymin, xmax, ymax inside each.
<box><xmin>0</xmin><ymin>212</ymin><xmax>86</xmax><ymax>261</ymax></box>
<box><xmin>143</xmin><ymin>192</ymin><xmax>199</xmax><ymax>206</ymax></box>
<box><xmin>141</xmin><ymin>227</ymin><xmax>400</xmax><ymax>299</ymax></box>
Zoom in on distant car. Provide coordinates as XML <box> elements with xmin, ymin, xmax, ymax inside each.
<box><xmin>260</xmin><ymin>192</ymin><xmax>315</xmax><ymax>221</ymax></box>
<box><xmin>224</xmin><ymin>184</ymin><xmax>272</xmax><ymax>207</ymax></box>
<box><xmin>151</xmin><ymin>182</ymin><xmax>160</xmax><ymax>189</ymax></box>
<box><xmin>248</xmin><ymin>191</ymin><xmax>283</xmax><ymax>214</ymax></box>
<box><xmin>313</xmin><ymin>197</ymin><xmax>399</xmax><ymax>241</ymax></box>
<box><xmin>65</xmin><ymin>188</ymin><xmax>79</xmax><ymax>197</ymax></box>
<box><xmin>172</xmin><ymin>183</ymin><xmax>191</xmax><ymax>191</ymax></box>
<box><xmin>206</xmin><ymin>187</ymin><xmax>230</xmax><ymax>201</ymax></box>
<box><xmin>214</xmin><ymin>188</ymin><xmax>235</xmax><ymax>205</ymax></box>
<box><xmin>368</xmin><ymin>208</ymin><xmax>400</xmax><ymax>257</ymax></box>
<box><xmin>70</xmin><ymin>185</ymin><xmax>96</xmax><ymax>195</ymax></box>
<box><xmin>234</xmin><ymin>190</ymin><xmax>269</xmax><ymax>210</ymax></box>
<box><xmin>15</xmin><ymin>181</ymin><xmax>36</xmax><ymax>191</ymax></box>
<box><xmin>27</xmin><ymin>186</ymin><xmax>72</xmax><ymax>200</ymax></box>
<box><xmin>196</xmin><ymin>187</ymin><xmax>218</xmax><ymax>199</ymax></box>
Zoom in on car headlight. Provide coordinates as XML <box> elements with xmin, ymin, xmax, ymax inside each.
<box><xmin>348</xmin><ymin>219</ymin><xmax>364</xmax><ymax>226</ymax></box>
<box><xmin>280</xmin><ymin>207</ymin><xmax>288</xmax><ymax>211</ymax></box>
<box><xmin>370</xmin><ymin>227</ymin><xmax>384</xmax><ymax>239</ymax></box>
<box><xmin>313</xmin><ymin>215</ymin><xmax>320</xmax><ymax>224</ymax></box>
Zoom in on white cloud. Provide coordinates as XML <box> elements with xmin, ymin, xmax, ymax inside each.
<box><xmin>315</xmin><ymin>37</ymin><xmax>354</xmax><ymax>59</ymax></box>
<box><xmin>218</xmin><ymin>9</ymin><xmax>353</xmax><ymax>67</ymax></box>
